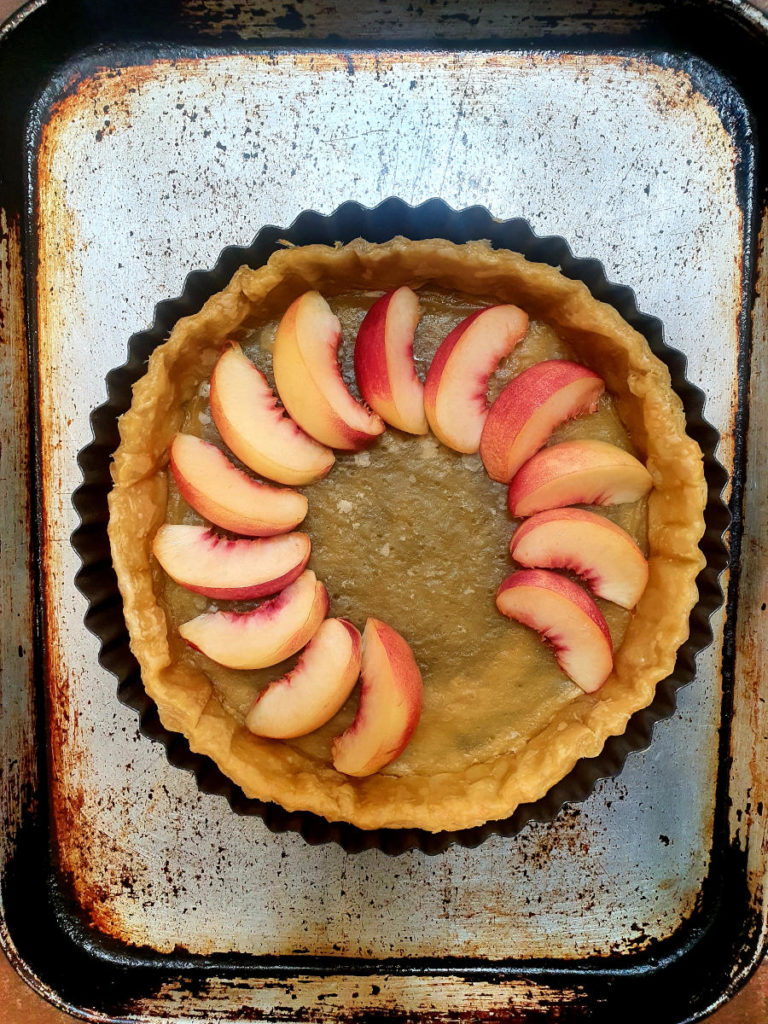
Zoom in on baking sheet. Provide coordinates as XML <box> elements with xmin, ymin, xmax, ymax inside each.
<box><xmin>38</xmin><ymin>48</ymin><xmax>736</xmax><ymax>956</ymax></box>
<box><xmin>1</xmin><ymin>0</ymin><xmax>766</xmax><ymax>1020</ymax></box>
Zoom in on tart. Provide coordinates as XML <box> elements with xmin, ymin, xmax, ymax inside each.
<box><xmin>107</xmin><ymin>236</ymin><xmax>707</xmax><ymax>833</ymax></box>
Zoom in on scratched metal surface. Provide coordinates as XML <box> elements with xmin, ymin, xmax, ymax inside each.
<box><xmin>33</xmin><ymin>48</ymin><xmax>742</xmax><ymax>962</ymax></box>
<box><xmin>0</xmin><ymin>213</ymin><xmax>36</xmax><ymax>891</ymax></box>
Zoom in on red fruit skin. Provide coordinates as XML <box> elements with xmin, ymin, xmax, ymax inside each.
<box><xmin>354</xmin><ymin>291</ymin><xmax>395</xmax><ymax>408</ymax></box>
<box><xmin>480</xmin><ymin>360</ymin><xmax>604</xmax><ymax>483</ymax></box>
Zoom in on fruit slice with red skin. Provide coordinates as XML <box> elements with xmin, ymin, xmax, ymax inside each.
<box><xmin>245</xmin><ymin>618</ymin><xmax>362</xmax><ymax>738</ymax></box>
<box><xmin>179</xmin><ymin>570</ymin><xmax>329</xmax><ymax>670</ymax></box>
<box><xmin>496</xmin><ymin>569</ymin><xmax>613</xmax><ymax>693</ymax></box>
<box><xmin>332</xmin><ymin>618</ymin><xmax>423</xmax><ymax>777</ymax></box>
<box><xmin>152</xmin><ymin>525</ymin><xmax>311</xmax><ymax>600</ymax></box>
<box><xmin>170</xmin><ymin>434</ymin><xmax>308</xmax><ymax>536</ymax></box>
<box><xmin>508</xmin><ymin>439</ymin><xmax>653</xmax><ymax>517</ymax></box>
<box><xmin>510</xmin><ymin>508</ymin><xmax>649</xmax><ymax>609</ymax></box>
<box><xmin>354</xmin><ymin>287</ymin><xmax>428</xmax><ymax>434</ymax></box>
<box><xmin>273</xmin><ymin>291</ymin><xmax>385</xmax><ymax>450</ymax></box>
<box><xmin>210</xmin><ymin>342</ymin><xmax>334</xmax><ymax>486</ymax></box>
<box><xmin>423</xmin><ymin>304</ymin><xmax>529</xmax><ymax>453</ymax></box>
<box><xmin>480</xmin><ymin>360</ymin><xmax>605</xmax><ymax>483</ymax></box>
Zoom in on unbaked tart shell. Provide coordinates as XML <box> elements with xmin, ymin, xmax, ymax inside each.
<box><xmin>107</xmin><ymin>237</ymin><xmax>707</xmax><ymax>833</ymax></box>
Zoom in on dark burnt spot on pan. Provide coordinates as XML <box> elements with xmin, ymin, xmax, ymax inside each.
<box><xmin>71</xmin><ymin>198</ymin><xmax>729</xmax><ymax>856</ymax></box>
<box><xmin>273</xmin><ymin>5</ymin><xmax>306</xmax><ymax>32</ymax></box>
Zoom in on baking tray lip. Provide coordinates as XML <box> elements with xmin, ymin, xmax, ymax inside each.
<box><xmin>4</xmin><ymin>0</ymin><xmax>768</xmax><ymax>48</ymax></box>
<box><xmin>1</xmin><ymin>1</ymin><xmax>766</xmax><ymax>1021</ymax></box>
<box><xmin>0</xmin><ymin>0</ymin><xmax>46</xmax><ymax>40</ymax></box>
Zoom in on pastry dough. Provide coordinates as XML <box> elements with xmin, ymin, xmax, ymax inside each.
<box><xmin>108</xmin><ymin>238</ymin><xmax>706</xmax><ymax>832</ymax></box>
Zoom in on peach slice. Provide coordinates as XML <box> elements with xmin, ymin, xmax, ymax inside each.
<box><xmin>508</xmin><ymin>439</ymin><xmax>653</xmax><ymax>517</ymax></box>
<box><xmin>179</xmin><ymin>570</ymin><xmax>329</xmax><ymax>670</ymax></box>
<box><xmin>332</xmin><ymin>618</ymin><xmax>423</xmax><ymax>777</ymax></box>
<box><xmin>170</xmin><ymin>434</ymin><xmax>308</xmax><ymax>536</ymax></box>
<box><xmin>480</xmin><ymin>360</ymin><xmax>605</xmax><ymax>483</ymax></box>
<box><xmin>245</xmin><ymin>618</ymin><xmax>362</xmax><ymax>738</ymax></box>
<box><xmin>496</xmin><ymin>569</ymin><xmax>613</xmax><ymax>693</ymax></box>
<box><xmin>354</xmin><ymin>286</ymin><xmax>428</xmax><ymax>434</ymax></box>
<box><xmin>273</xmin><ymin>291</ymin><xmax>386</xmax><ymax>450</ymax></box>
<box><xmin>210</xmin><ymin>342</ymin><xmax>334</xmax><ymax>486</ymax></box>
<box><xmin>509</xmin><ymin>508</ymin><xmax>649</xmax><ymax>609</ymax></box>
<box><xmin>152</xmin><ymin>525</ymin><xmax>311</xmax><ymax>600</ymax></box>
<box><xmin>423</xmin><ymin>304</ymin><xmax>529</xmax><ymax>453</ymax></box>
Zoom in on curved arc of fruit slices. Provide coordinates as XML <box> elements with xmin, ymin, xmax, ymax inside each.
<box><xmin>179</xmin><ymin>569</ymin><xmax>329</xmax><ymax>670</ymax></box>
<box><xmin>423</xmin><ymin>304</ymin><xmax>529</xmax><ymax>454</ymax></box>
<box><xmin>510</xmin><ymin>508</ymin><xmax>649</xmax><ymax>610</ymax></box>
<box><xmin>209</xmin><ymin>342</ymin><xmax>334</xmax><ymax>486</ymax></box>
<box><xmin>354</xmin><ymin>286</ymin><xmax>428</xmax><ymax>435</ymax></box>
<box><xmin>170</xmin><ymin>433</ymin><xmax>308</xmax><ymax>536</ymax></box>
<box><xmin>480</xmin><ymin>359</ymin><xmax>605</xmax><ymax>483</ymax></box>
<box><xmin>273</xmin><ymin>291</ymin><xmax>385</xmax><ymax>450</ymax></box>
<box><xmin>332</xmin><ymin>618</ymin><xmax>423</xmax><ymax>777</ymax></box>
<box><xmin>496</xmin><ymin>569</ymin><xmax>613</xmax><ymax>694</ymax></box>
<box><xmin>152</xmin><ymin>525</ymin><xmax>311</xmax><ymax>600</ymax></box>
<box><xmin>507</xmin><ymin>439</ymin><xmax>653</xmax><ymax>517</ymax></box>
<box><xmin>245</xmin><ymin>618</ymin><xmax>362</xmax><ymax>739</ymax></box>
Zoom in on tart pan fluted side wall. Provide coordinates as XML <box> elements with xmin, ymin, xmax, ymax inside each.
<box><xmin>71</xmin><ymin>198</ymin><xmax>729</xmax><ymax>856</ymax></box>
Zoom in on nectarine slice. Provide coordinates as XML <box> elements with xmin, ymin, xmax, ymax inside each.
<box><xmin>210</xmin><ymin>343</ymin><xmax>334</xmax><ymax>486</ymax></box>
<box><xmin>354</xmin><ymin>286</ymin><xmax>428</xmax><ymax>435</ymax></box>
<box><xmin>423</xmin><ymin>304</ymin><xmax>529</xmax><ymax>453</ymax></box>
<box><xmin>152</xmin><ymin>525</ymin><xmax>311</xmax><ymax>600</ymax></box>
<box><xmin>480</xmin><ymin>360</ymin><xmax>605</xmax><ymax>483</ymax></box>
<box><xmin>245</xmin><ymin>618</ymin><xmax>362</xmax><ymax>739</ymax></box>
<box><xmin>332</xmin><ymin>618</ymin><xmax>423</xmax><ymax>777</ymax></box>
<box><xmin>179</xmin><ymin>570</ymin><xmax>329</xmax><ymax>670</ymax></box>
<box><xmin>273</xmin><ymin>291</ymin><xmax>385</xmax><ymax>450</ymax></box>
<box><xmin>496</xmin><ymin>569</ymin><xmax>613</xmax><ymax>693</ymax></box>
<box><xmin>508</xmin><ymin>439</ymin><xmax>653</xmax><ymax>517</ymax></box>
<box><xmin>170</xmin><ymin>434</ymin><xmax>308</xmax><ymax>536</ymax></box>
<box><xmin>510</xmin><ymin>508</ymin><xmax>649</xmax><ymax>609</ymax></box>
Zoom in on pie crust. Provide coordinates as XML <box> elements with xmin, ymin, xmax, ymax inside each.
<box><xmin>107</xmin><ymin>237</ymin><xmax>707</xmax><ymax>832</ymax></box>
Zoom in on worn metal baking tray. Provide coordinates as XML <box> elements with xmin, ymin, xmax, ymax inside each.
<box><xmin>1</xmin><ymin>0</ymin><xmax>766</xmax><ymax>1020</ymax></box>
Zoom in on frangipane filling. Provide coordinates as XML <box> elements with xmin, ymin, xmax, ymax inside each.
<box><xmin>160</xmin><ymin>289</ymin><xmax>646</xmax><ymax>776</ymax></box>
